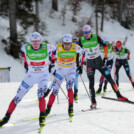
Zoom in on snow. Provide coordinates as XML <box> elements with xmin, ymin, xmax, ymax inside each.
<box><xmin>0</xmin><ymin>82</ymin><xmax>134</xmax><ymax>134</ymax></box>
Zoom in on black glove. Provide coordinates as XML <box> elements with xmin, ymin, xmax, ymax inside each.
<box><xmin>127</xmin><ymin>56</ymin><xmax>130</xmax><ymax>60</ymax></box>
<box><xmin>103</xmin><ymin>58</ymin><xmax>108</xmax><ymax>65</ymax></box>
<box><xmin>44</xmin><ymin>89</ymin><xmax>51</xmax><ymax>98</ymax></box>
<box><xmin>24</xmin><ymin>63</ymin><xmax>28</xmax><ymax>73</ymax></box>
<box><xmin>49</xmin><ymin>64</ymin><xmax>55</xmax><ymax>73</ymax></box>
<box><xmin>77</xmin><ymin>66</ymin><xmax>83</xmax><ymax>74</ymax></box>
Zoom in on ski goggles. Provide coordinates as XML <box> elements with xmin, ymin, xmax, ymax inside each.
<box><xmin>63</xmin><ymin>42</ymin><xmax>72</xmax><ymax>45</ymax></box>
<box><xmin>83</xmin><ymin>31</ymin><xmax>91</xmax><ymax>35</ymax></box>
<box><xmin>31</xmin><ymin>41</ymin><xmax>41</xmax><ymax>45</ymax></box>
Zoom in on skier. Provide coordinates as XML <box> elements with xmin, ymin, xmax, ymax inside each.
<box><xmin>44</xmin><ymin>33</ymin><xmax>85</xmax><ymax>118</ymax></box>
<box><xmin>79</xmin><ymin>24</ymin><xmax>128</xmax><ymax>109</ymax></box>
<box><xmin>96</xmin><ymin>37</ymin><xmax>114</xmax><ymax>94</ymax></box>
<box><xmin>0</xmin><ymin>32</ymin><xmax>55</xmax><ymax>128</ymax></box>
<box><xmin>114</xmin><ymin>41</ymin><xmax>134</xmax><ymax>88</ymax></box>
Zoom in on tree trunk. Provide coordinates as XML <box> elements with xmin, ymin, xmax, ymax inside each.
<box><xmin>35</xmin><ymin>0</ymin><xmax>39</xmax><ymax>32</ymax></box>
<box><xmin>52</xmin><ymin>0</ymin><xmax>58</xmax><ymax>11</ymax></box>
<box><xmin>100</xmin><ymin>0</ymin><xmax>104</xmax><ymax>32</ymax></box>
<box><xmin>9</xmin><ymin>0</ymin><xmax>19</xmax><ymax>58</ymax></box>
<box><xmin>118</xmin><ymin>0</ymin><xmax>124</xmax><ymax>24</ymax></box>
<box><xmin>95</xmin><ymin>0</ymin><xmax>98</xmax><ymax>35</ymax></box>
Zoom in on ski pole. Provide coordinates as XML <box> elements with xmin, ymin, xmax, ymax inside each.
<box><xmin>52</xmin><ymin>74</ymin><xmax>68</xmax><ymax>100</ymax></box>
<box><xmin>80</xmin><ymin>74</ymin><xmax>91</xmax><ymax>100</ymax></box>
<box><xmin>57</xmin><ymin>94</ymin><xmax>59</xmax><ymax>104</ymax></box>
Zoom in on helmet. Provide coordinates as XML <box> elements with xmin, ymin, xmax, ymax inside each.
<box><xmin>30</xmin><ymin>32</ymin><xmax>41</xmax><ymax>41</ymax></box>
<box><xmin>73</xmin><ymin>37</ymin><xmax>79</xmax><ymax>44</ymax></box>
<box><xmin>116</xmin><ymin>41</ymin><xmax>122</xmax><ymax>48</ymax></box>
<box><xmin>82</xmin><ymin>25</ymin><xmax>91</xmax><ymax>32</ymax></box>
<box><xmin>62</xmin><ymin>33</ymin><xmax>72</xmax><ymax>43</ymax></box>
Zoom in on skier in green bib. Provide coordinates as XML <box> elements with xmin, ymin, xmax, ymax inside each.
<box><xmin>0</xmin><ymin>32</ymin><xmax>56</xmax><ymax>128</ymax></box>
<box><xmin>114</xmin><ymin>41</ymin><xmax>134</xmax><ymax>88</ymax></box>
<box><xmin>79</xmin><ymin>24</ymin><xmax>128</xmax><ymax>109</ymax></box>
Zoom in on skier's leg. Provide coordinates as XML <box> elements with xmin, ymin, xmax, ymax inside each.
<box><xmin>87</xmin><ymin>67</ymin><xmax>96</xmax><ymax>105</ymax></box>
<box><xmin>66</xmin><ymin>71</ymin><xmax>75</xmax><ymax>116</ymax></box>
<box><xmin>74</xmin><ymin>70</ymin><xmax>79</xmax><ymax>101</ymax></box>
<box><xmin>103</xmin><ymin>59</ymin><xmax>113</xmax><ymax>92</ymax></box>
<box><xmin>45</xmin><ymin>71</ymin><xmax>64</xmax><ymax>116</ymax></box>
<box><xmin>115</xmin><ymin>59</ymin><xmax>122</xmax><ymax>87</ymax></box>
<box><xmin>0</xmin><ymin>73</ymin><xmax>34</xmax><ymax>127</ymax></box>
<box><xmin>38</xmin><ymin>73</ymin><xmax>49</xmax><ymax>126</ymax></box>
<box><xmin>96</xmin><ymin>75</ymin><xmax>104</xmax><ymax>94</ymax></box>
<box><xmin>123</xmin><ymin>59</ymin><xmax>134</xmax><ymax>87</ymax></box>
<box><xmin>99</xmin><ymin>63</ymin><xmax>127</xmax><ymax>101</ymax></box>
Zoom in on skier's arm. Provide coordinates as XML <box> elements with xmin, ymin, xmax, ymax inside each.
<box><xmin>48</xmin><ymin>44</ymin><xmax>56</xmax><ymax>74</ymax></box>
<box><xmin>21</xmin><ymin>45</ymin><xmax>28</xmax><ymax>73</ymax></box>
<box><xmin>78</xmin><ymin>39</ymin><xmax>83</xmax><ymax>48</ymax></box>
<box><xmin>125</xmin><ymin>48</ymin><xmax>130</xmax><ymax>59</ymax></box>
<box><xmin>97</xmin><ymin>36</ymin><xmax>108</xmax><ymax>58</ymax></box>
<box><xmin>76</xmin><ymin>45</ymin><xmax>85</xmax><ymax>74</ymax></box>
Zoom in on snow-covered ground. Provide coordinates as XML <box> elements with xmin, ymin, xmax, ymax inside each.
<box><xmin>0</xmin><ymin>82</ymin><xmax>134</xmax><ymax>134</ymax></box>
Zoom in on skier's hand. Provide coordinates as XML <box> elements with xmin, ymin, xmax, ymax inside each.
<box><xmin>77</xmin><ymin>66</ymin><xmax>83</xmax><ymax>74</ymax></box>
<box><xmin>127</xmin><ymin>55</ymin><xmax>130</xmax><ymax>60</ymax></box>
<box><xmin>49</xmin><ymin>64</ymin><xmax>55</xmax><ymax>74</ymax></box>
<box><xmin>24</xmin><ymin>63</ymin><xmax>28</xmax><ymax>73</ymax></box>
<box><xmin>103</xmin><ymin>58</ymin><xmax>108</xmax><ymax>65</ymax></box>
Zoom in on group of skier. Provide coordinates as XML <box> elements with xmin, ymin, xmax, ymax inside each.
<box><xmin>0</xmin><ymin>24</ymin><xmax>133</xmax><ymax>129</ymax></box>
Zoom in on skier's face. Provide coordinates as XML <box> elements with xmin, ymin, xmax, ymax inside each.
<box><xmin>31</xmin><ymin>40</ymin><xmax>41</xmax><ymax>49</ymax></box>
<box><xmin>83</xmin><ymin>31</ymin><xmax>92</xmax><ymax>39</ymax></box>
<box><xmin>63</xmin><ymin>42</ymin><xmax>72</xmax><ymax>50</ymax></box>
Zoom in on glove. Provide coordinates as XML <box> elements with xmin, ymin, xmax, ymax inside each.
<box><xmin>44</xmin><ymin>89</ymin><xmax>51</xmax><ymax>98</ymax></box>
<box><xmin>24</xmin><ymin>63</ymin><xmax>28</xmax><ymax>73</ymax></box>
<box><xmin>77</xmin><ymin>66</ymin><xmax>83</xmax><ymax>74</ymax></box>
<box><xmin>49</xmin><ymin>64</ymin><xmax>55</xmax><ymax>75</ymax></box>
<box><xmin>103</xmin><ymin>58</ymin><xmax>108</xmax><ymax>65</ymax></box>
<box><xmin>127</xmin><ymin>56</ymin><xmax>130</xmax><ymax>60</ymax></box>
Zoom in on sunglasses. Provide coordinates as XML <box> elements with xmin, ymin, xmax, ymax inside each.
<box><xmin>83</xmin><ymin>31</ymin><xmax>91</xmax><ymax>35</ymax></box>
<box><xmin>31</xmin><ymin>41</ymin><xmax>41</xmax><ymax>45</ymax></box>
<box><xmin>63</xmin><ymin>42</ymin><xmax>72</xmax><ymax>45</ymax></box>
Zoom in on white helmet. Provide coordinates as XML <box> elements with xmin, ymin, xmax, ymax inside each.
<box><xmin>30</xmin><ymin>32</ymin><xmax>41</xmax><ymax>41</ymax></box>
<box><xmin>62</xmin><ymin>33</ymin><xmax>73</xmax><ymax>43</ymax></box>
<box><xmin>103</xmin><ymin>36</ymin><xmax>109</xmax><ymax>42</ymax></box>
<box><xmin>82</xmin><ymin>25</ymin><xmax>91</xmax><ymax>32</ymax></box>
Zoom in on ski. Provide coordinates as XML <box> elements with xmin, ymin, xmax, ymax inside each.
<box><xmin>82</xmin><ymin>108</ymin><xmax>101</xmax><ymax>112</ymax></box>
<box><xmin>23</xmin><ymin>114</ymin><xmax>56</xmax><ymax>121</ymax></box>
<box><xmin>101</xmin><ymin>96</ymin><xmax>134</xmax><ymax>104</ymax></box>
<box><xmin>0</xmin><ymin>123</ymin><xmax>15</xmax><ymax>128</ymax></box>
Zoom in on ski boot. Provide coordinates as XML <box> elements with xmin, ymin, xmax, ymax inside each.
<box><xmin>44</xmin><ymin>89</ymin><xmax>51</xmax><ymax>98</ymax></box>
<box><xmin>132</xmin><ymin>82</ymin><xmax>134</xmax><ymax>89</ymax></box>
<box><xmin>68</xmin><ymin>104</ymin><xmax>74</xmax><ymax>117</ymax></box>
<box><xmin>39</xmin><ymin>112</ymin><xmax>45</xmax><ymax>127</ymax></box>
<box><xmin>117</xmin><ymin>91</ymin><xmax>128</xmax><ymax>101</ymax></box>
<box><xmin>0</xmin><ymin>112</ymin><xmax>11</xmax><ymax>127</ymax></box>
<box><xmin>96</xmin><ymin>85</ymin><xmax>102</xmax><ymax>94</ymax></box>
<box><xmin>90</xmin><ymin>103</ymin><xmax>97</xmax><ymax>110</ymax></box>
<box><xmin>44</xmin><ymin>105</ymin><xmax>51</xmax><ymax>117</ymax></box>
<box><xmin>74</xmin><ymin>91</ymin><xmax>78</xmax><ymax>102</ymax></box>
